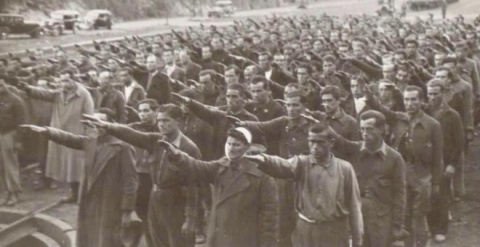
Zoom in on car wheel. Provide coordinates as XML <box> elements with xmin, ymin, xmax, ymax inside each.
<box><xmin>93</xmin><ymin>24</ymin><xmax>98</xmax><ymax>30</ymax></box>
<box><xmin>107</xmin><ymin>24</ymin><xmax>112</xmax><ymax>30</ymax></box>
<box><xmin>0</xmin><ymin>27</ymin><xmax>9</xmax><ymax>40</ymax></box>
<box><xmin>72</xmin><ymin>25</ymin><xmax>76</xmax><ymax>34</ymax></box>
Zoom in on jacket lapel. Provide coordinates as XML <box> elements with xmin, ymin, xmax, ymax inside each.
<box><xmin>216</xmin><ymin>171</ymin><xmax>249</xmax><ymax>206</ymax></box>
<box><xmin>215</xmin><ymin>158</ymin><xmax>262</xmax><ymax>206</ymax></box>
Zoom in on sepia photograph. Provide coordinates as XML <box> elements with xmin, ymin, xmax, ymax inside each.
<box><xmin>0</xmin><ymin>0</ymin><xmax>479</xmax><ymax>246</ymax></box>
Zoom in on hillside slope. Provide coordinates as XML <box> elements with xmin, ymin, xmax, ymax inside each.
<box><xmin>0</xmin><ymin>0</ymin><xmax>283</xmax><ymax>21</ymax></box>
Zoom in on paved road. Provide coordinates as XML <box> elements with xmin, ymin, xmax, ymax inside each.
<box><xmin>0</xmin><ymin>0</ymin><xmax>372</xmax><ymax>53</ymax></box>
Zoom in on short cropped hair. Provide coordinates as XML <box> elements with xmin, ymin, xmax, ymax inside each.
<box><xmin>359</xmin><ymin>110</ymin><xmax>386</xmax><ymax>128</ymax></box>
<box><xmin>158</xmin><ymin>103</ymin><xmax>183</xmax><ymax>119</ymax></box>
<box><xmin>137</xmin><ymin>99</ymin><xmax>159</xmax><ymax>111</ymax></box>
<box><xmin>320</xmin><ymin>85</ymin><xmax>342</xmax><ymax>100</ymax></box>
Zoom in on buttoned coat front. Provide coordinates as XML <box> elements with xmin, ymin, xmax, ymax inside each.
<box><xmin>176</xmin><ymin>155</ymin><xmax>279</xmax><ymax>247</ymax></box>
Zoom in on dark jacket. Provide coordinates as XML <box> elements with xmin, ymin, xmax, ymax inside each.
<box><xmin>187</xmin><ymin>100</ymin><xmax>259</xmax><ymax>159</ymax></box>
<box><xmin>212</xmin><ymin>49</ymin><xmax>233</xmax><ymax>66</ymax></box>
<box><xmin>93</xmin><ymin>87</ymin><xmax>127</xmax><ymax>123</ymax></box>
<box><xmin>174</xmin><ymin>154</ymin><xmax>279</xmax><ymax>247</ymax></box>
<box><xmin>183</xmin><ymin>61</ymin><xmax>202</xmax><ymax>82</ymax></box>
<box><xmin>146</xmin><ymin>71</ymin><xmax>172</xmax><ymax>105</ymax></box>
<box><xmin>0</xmin><ymin>90</ymin><xmax>27</xmax><ymax>134</ymax></box>
<box><xmin>44</xmin><ymin>128</ymin><xmax>137</xmax><ymax>247</ymax></box>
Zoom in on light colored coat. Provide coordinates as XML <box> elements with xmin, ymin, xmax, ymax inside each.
<box><xmin>26</xmin><ymin>83</ymin><xmax>95</xmax><ymax>182</ymax></box>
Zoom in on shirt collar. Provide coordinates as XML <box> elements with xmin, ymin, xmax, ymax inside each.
<box><xmin>171</xmin><ymin>132</ymin><xmax>182</xmax><ymax>147</ymax></box>
<box><xmin>287</xmin><ymin>116</ymin><xmax>309</xmax><ymax>130</ymax></box>
<box><xmin>409</xmin><ymin>110</ymin><xmax>427</xmax><ymax>128</ymax></box>
<box><xmin>327</xmin><ymin>108</ymin><xmax>345</xmax><ymax>120</ymax></box>
<box><xmin>309</xmin><ymin>154</ymin><xmax>335</xmax><ymax>176</ymax></box>
<box><xmin>360</xmin><ymin>141</ymin><xmax>388</xmax><ymax>159</ymax></box>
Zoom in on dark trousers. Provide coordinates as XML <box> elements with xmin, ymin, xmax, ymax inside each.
<box><xmin>146</xmin><ymin>186</ymin><xmax>195</xmax><ymax>247</ymax></box>
<box><xmin>292</xmin><ymin>216</ymin><xmax>349</xmax><ymax>247</ymax></box>
<box><xmin>195</xmin><ymin>184</ymin><xmax>212</xmax><ymax>233</ymax></box>
<box><xmin>135</xmin><ymin>173</ymin><xmax>152</xmax><ymax>222</ymax></box>
<box><xmin>427</xmin><ymin>175</ymin><xmax>453</xmax><ymax>235</ymax></box>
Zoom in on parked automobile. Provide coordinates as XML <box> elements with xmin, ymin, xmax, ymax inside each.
<box><xmin>207</xmin><ymin>0</ymin><xmax>236</xmax><ymax>18</ymax></box>
<box><xmin>0</xmin><ymin>14</ymin><xmax>43</xmax><ymax>39</ymax></box>
<box><xmin>44</xmin><ymin>10</ymin><xmax>80</xmax><ymax>35</ymax></box>
<box><xmin>84</xmin><ymin>9</ymin><xmax>113</xmax><ymax>30</ymax></box>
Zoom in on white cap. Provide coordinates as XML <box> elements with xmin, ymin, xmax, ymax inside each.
<box><xmin>235</xmin><ymin>127</ymin><xmax>252</xmax><ymax>144</ymax></box>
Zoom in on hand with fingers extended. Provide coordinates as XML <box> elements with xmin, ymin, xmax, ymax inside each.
<box><xmin>157</xmin><ymin>140</ymin><xmax>180</xmax><ymax>156</ymax></box>
<box><xmin>171</xmin><ymin>92</ymin><xmax>191</xmax><ymax>105</ymax></box>
<box><xmin>20</xmin><ymin>124</ymin><xmax>48</xmax><ymax>134</ymax></box>
<box><xmin>300</xmin><ymin>113</ymin><xmax>319</xmax><ymax>123</ymax></box>
<box><xmin>226</xmin><ymin>115</ymin><xmax>246</xmax><ymax>127</ymax></box>
<box><xmin>244</xmin><ymin>154</ymin><xmax>266</xmax><ymax>163</ymax></box>
<box><xmin>81</xmin><ymin>114</ymin><xmax>111</xmax><ymax>129</ymax></box>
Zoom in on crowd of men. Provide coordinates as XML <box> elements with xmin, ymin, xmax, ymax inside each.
<box><xmin>1</xmin><ymin>7</ymin><xmax>479</xmax><ymax>247</ymax></box>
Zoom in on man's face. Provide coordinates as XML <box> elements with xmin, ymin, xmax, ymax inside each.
<box><xmin>455</xmin><ymin>46</ymin><xmax>467</xmax><ymax>59</ymax></box>
<box><xmin>434</xmin><ymin>54</ymin><xmax>446</xmax><ymax>67</ymax></box>
<box><xmin>98</xmin><ymin>73</ymin><xmax>110</xmax><ymax>89</ymax></box>
<box><xmin>353</xmin><ymin>46</ymin><xmax>365</xmax><ymax>59</ymax></box>
<box><xmin>284</xmin><ymin>49</ymin><xmax>293</xmax><ymax>61</ymax></box>
<box><xmin>60</xmin><ymin>74</ymin><xmax>75</xmax><ymax>91</ymax></box>
<box><xmin>321</xmin><ymin>94</ymin><xmax>340</xmax><ymax>115</ymax></box>
<box><xmin>179</xmin><ymin>52</ymin><xmax>189</xmax><ymax>64</ymax></box>
<box><xmin>253</xmin><ymin>36</ymin><xmax>261</xmax><ymax>45</ymax></box>
<box><xmin>225</xmin><ymin>136</ymin><xmax>249</xmax><ymax>160</ymax></box>
<box><xmin>405</xmin><ymin>43</ymin><xmax>417</xmax><ymax>56</ymax></box>
<box><xmin>244</xmin><ymin>68</ymin><xmax>253</xmax><ymax>82</ymax></box>
<box><xmin>297</xmin><ymin>68</ymin><xmax>309</xmax><ymax>83</ymax></box>
<box><xmin>308</xmin><ymin>135</ymin><xmax>332</xmax><ymax>159</ymax></box>
<box><xmin>236</xmin><ymin>37</ymin><xmax>244</xmax><ymax>47</ymax></box>
<box><xmin>250</xmin><ymin>82</ymin><xmax>269</xmax><ymax>104</ymax></box>
<box><xmin>151</xmin><ymin>44</ymin><xmax>162</xmax><ymax>55</ymax></box>
<box><xmin>199</xmin><ymin>74</ymin><xmax>215</xmax><ymax>94</ymax></box>
<box><xmin>138</xmin><ymin>103</ymin><xmax>156</xmax><ymax>124</ymax></box>
<box><xmin>285</xmin><ymin>96</ymin><xmax>304</xmax><ymax>119</ymax></box>
<box><xmin>202</xmin><ymin>47</ymin><xmax>212</xmax><ymax>59</ymax></box>
<box><xmin>383</xmin><ymin>67</ymin><xmax>395</xmax><ymax>81</ymax></box>
<box><xmin>427</xmin><ymin>86</ymin><xmax>443</xmax><ymax>107</ymax></box>
<box><xmin>108</xmin><ymin>59</ymin><xmax>118</xmax><ymax>71</ymax></box>
<box><xmin>435</xmin><ymin>70</ymin><xmax>451</xmax><ymax>84</ymax></box>
<box><xmin>56</xmin><ymin>51</ymin><xmax>67</xmax><ymax>62</ymax></box>
<box><xmin>120</xmin><ymin>71</ymin><xmax>130</xmax><ymax>84</ymax></box>
<box><xmin>224</xmin><ymin>69</ymin><xmax>238</xmax><ymax>84</ymax></box>
<box><xmin>350</xmin><ymin>79</ymin><xmax>365</xmax><ymax>99</ymax></box>
<box><xmin>396</xmin><ymin>70</ymin><xmax>409</xmax><ymax>84</ymax></box>
<box><xmin>258</xmin><ymin>55</ymin><xmax>270</xmax><ymax>70</ymax></box>
<box><xmin>404</xmin><ymin>90</ymin><xmax>422</xmax><ymax>114</ymax></box>
<box><xmin>360</xmin><ymin>118</ymin><xmax>382</xmax><ymax>145</ymax></box>
<box><xmin>302</xmin><ymin>41</ymin><xmax>312</xmax><ymax>52</ymax></box>
<box><xmin>146</xmin><ymin>56</ymin><xmax>157</xmax><ymax>72</ymax></box>
<box><xmin>393</xmin><ymin>54</ymin><xmax>405</xmax><ymax>64</ymax></box>
<box><xmin>156</xmin><ymin>112</ymin><xmax>178</xmax><ymax>135</ymax></box>
<box><xmin>313</xmin><ymin>41</ymin><xmax>323</xmax><ymax>52</ymax></box>
<box><xmin>163</xmin><ymin>51</ymin><xmax>173</xmax><ymax>64</ymax></box>
<box><xmin>226</xmin><ymin>89</ymin><xmax>244</xmax><ymax>112</ymax></box>
<box><xmin>273</xmin><ymin>55</ymin><xmax>286</xmax><ymax>69</ymax></box>
<box><xmin>322</xmin><ymin>61</ymin><xmax>335</xmax><ymax>74</ymax></box>
<box><xmin>211</xmin><ymin>38</ymin><xmax>222</xmax><ymax>50</ymax></box>
<box><xmin>378</xmin><ymin>83</ymin><xmax>393</xmax><ymax>101</ymax></box>
<box><xmin>135</xmin><ymin>53</ymin><xmax>145</xmax><ymax>65</ymax></box>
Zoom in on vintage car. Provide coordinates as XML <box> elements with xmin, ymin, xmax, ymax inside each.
<box><xmin>84</xmin><ymin>9</ymin><xmax>113</xmax><ymax>30</ymax></box>
<box><xmin>44</xmin><ymin>10</ymin><xmax>80</xmax><ymax>35</ymax></box>
<box><xmin>0</xmin><ymin>14</ymin><xmax>43</xmax><ymax>39</ymax></box>
<box><xmin>408</xmin><ymin>0</ymin><xmax>459</xmax><ymax>11</ymax></box>
<box><xmin>207</xmin><ymin>0</ymin><xmax>236</xmax><ymax>18</ymax></box>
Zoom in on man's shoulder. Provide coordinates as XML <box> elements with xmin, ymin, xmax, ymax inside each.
<box><xmin>179</xmin><ymin>133</ymin><xmax>201</xmax><ymax>157</ymax></box>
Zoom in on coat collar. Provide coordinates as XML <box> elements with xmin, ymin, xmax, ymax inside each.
<box><xmin>215</xmin><ymin>157</ymin><xmax>263</xmax><ymax>206</ymax></box>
